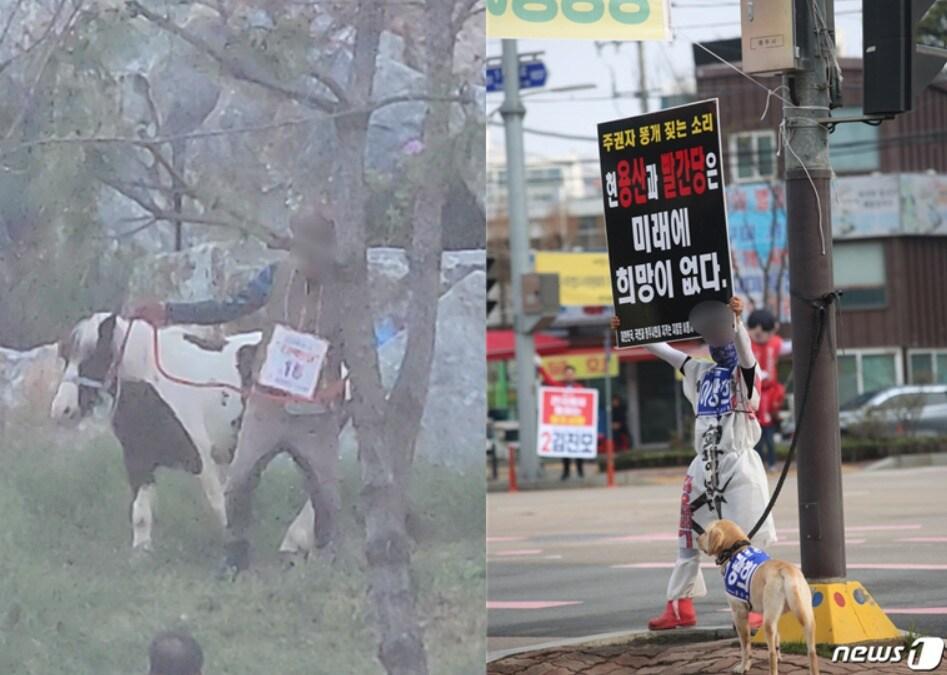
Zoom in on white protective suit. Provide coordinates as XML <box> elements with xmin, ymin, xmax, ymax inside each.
<box><xmin>646</xmin><ymin>318</ymin><xmax>777</xmax><ymax>601</ymax></box>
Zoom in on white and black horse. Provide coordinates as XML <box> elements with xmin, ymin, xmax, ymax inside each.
<box><xmin>51</xmin><ymin>313</ymin><xmax>316</xmax><ymax>555</ymax></box>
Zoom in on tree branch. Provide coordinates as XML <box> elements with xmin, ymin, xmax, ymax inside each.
<box><xmin>309</xmin><ymin>65</ymin><xmax>350</xmax><ymax>108</ymax></box>
<box><xmin>142</xmin><ymin>140</ymin><xmax>270</xmax><ymax>240</ymax></box>
<box><xmin>0</xmin><ymin>0</ymin><xmax>25</xmax><ymax>52</ymax></box>
<box><xmin>452</xmin><ymin>0</ymin><xmax>482</xmax><ymax>33</ymax></box>
<box><xmin>96</xmin><ymin>170</ymin><xmax>274</xmax><ymax>243</ymax></box>
<box><xmin>126</xmin><ymin>0</ymin><xmax>343</xmax><ymax>113</ymax></box>
<box><xmin>2</xmin><ymin>0</ymin><xmax>80</xmax><ymax>141</ymax></box>
<box><xmin>384</xmin><ymin>0</ymin><xmax>458</xmax><ymax>465</ymax></box>
<box><xmin>0</xmin><ymin>93</ymin><xmax>465</xmax><ymax>158</ymax></box>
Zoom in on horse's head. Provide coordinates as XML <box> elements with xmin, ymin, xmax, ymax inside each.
<box><xmin>50</xmin><ymin>313</ymin><xmax>118</xmax><ymax>423</ymax></box>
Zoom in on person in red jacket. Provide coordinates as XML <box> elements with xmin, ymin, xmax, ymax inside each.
<box><xmin>536</xmin><ymin>360</ymin><xmax>585</xmax><ymax>480</ymax></box>
<box><xmin>747</xmin><ymin>309</ymin><xmax>785</xmax><ymax>471</ymax></box>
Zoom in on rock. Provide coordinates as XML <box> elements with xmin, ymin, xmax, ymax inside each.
<box><xmin>127</xmin><ymin>243</ymin><xmax>484</xmax><ymax>339</ymax></box>
<box><xmin>366</xmin><ymin>54</ymin><xmax>427</xmax><ymax>174</ymax></box>
<box><xmin>126</xmin><ymin>240</ymin><xmax>281</xmax><ymax>304</ymax></box>
<box><xmin>375</xmin><ymin>269</ymin><xmax>486</xmax><ymax>472</ymax></box>
<box><xmin>0</xmin><ymin>344</ymin><xmax>62</xmax><ymax>431</ymax></box>
<box><xmin>123</xmin><ymin>242</ymin><xmax>485</xmax><ymax>472</ymax></box>
<box><xmin>0</xmin><ymin>342</ymin><xmax>111</xmax><ymax>444</ymax></box>
<box><xmin>378</xmin><ymin>30</ymin><xmax>406</xmax><ymax>63</ymax></box>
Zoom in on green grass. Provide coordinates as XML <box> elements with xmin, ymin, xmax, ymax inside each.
<box><xmin>0</xmin><ymin>429</ymin><xmax>485</xmax><ymax>674</ymax></box>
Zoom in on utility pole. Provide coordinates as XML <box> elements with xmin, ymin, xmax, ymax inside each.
<box><xmin>636</xmin><ymin>42</ymin><xmax>649</xmax><ymax>113</ymax></box>
<box><xmin>603</xmin><ymin>326</ymin><xmax>615</xmax><ymax>487</ymax></box>
<box><xmin>784</xmin><ymin>0</ymin><xmax>845</xmax><ymax>580</ymax></box>
<box><xmin>500</xmin><ymin>39</ymin><xmax>540</xmax><ymax>483</ymax></box>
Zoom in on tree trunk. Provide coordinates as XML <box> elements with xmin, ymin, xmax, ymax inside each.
<box><xmin>360</xmin><ymin>426</ymin><xmax>427</xmax><ymax>675</ymax></box>
<box><xmin>332</xmin><ymin>3</ymin><xmax>434</xmax><ymax>673</ymax></box>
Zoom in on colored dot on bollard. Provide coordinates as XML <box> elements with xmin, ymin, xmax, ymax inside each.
<box><xmin>812</xmin><ymin>591</ymin><xmax>823</xmax><ymax>607</ymax></box>
<box><xmin>853</xmin><ymin>588</ymin><xmax>867</xmax><ymax>605</ymax></box>
<box><xmin>834</xmin><ymin>592</ymin><xmax>846</xmax><ymax>607</ymax></box>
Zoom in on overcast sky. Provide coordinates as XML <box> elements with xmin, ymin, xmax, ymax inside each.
<box><xmin>486</xmin><ymin>1</ymin><xmax>865</xmax><ymax>161</ymax></box>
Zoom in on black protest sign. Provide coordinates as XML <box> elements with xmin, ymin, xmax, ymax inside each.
<box><xmin>597</xmin><ymin>98</ymin><xmax>733</xmax><ymax>348</ymax></box>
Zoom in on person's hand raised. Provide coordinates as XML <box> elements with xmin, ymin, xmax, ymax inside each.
<box><xmin>126</xmin><ymin>300</ymin><xmax>168</xmax><ymax>327</ymax></box>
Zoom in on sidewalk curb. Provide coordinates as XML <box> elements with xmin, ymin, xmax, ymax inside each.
<box><xmin>865</xmin><ymin>452</ymin><xmax>947</xmax><ymax>471</ymax></box>
<box><xmin>487</xmin><ymin>624</ymin><xmax>736</xmax><ymax>662</ymax></box>
<box><xmin>486</xmin><ymin>467</ymin><xmax>688</xmax><ymax>492</ymax></box>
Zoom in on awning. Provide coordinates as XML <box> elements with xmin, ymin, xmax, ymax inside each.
<box><xmin>487</xmin><ymin>330</ymin><xmax>569</xmax><ymax>361</ymax></box>
<box><xmin>487</xmin><ymin>331</ymin><xmax>707</xmax><ymax>363</ymax></box>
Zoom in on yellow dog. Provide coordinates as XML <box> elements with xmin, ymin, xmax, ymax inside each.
<box><xmin>698</xmin><ymin>519</ymin><xmax>819</xmax><ymax>675</ymax></box>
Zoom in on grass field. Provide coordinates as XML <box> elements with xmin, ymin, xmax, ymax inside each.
<box><xmin>0</xmin><ymin>427</ymin><xmax>485</xmax><ymax>674</ymax></box>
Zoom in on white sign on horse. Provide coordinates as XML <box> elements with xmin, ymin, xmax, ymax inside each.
<box><xmin>258</xmin><ymin>324</ymin><xmax>328</xmax><ymax>399</ymax></box>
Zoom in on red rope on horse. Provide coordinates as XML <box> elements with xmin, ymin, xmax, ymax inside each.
<box><xmin>140</xmin><ymin>319</ymin><xmax>327</xmax><ymax>404</ymax></box>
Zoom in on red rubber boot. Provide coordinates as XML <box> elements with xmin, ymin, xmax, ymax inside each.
<box><xmin>648</xmin><ymin>598</ymin><xmax>697</xmax><ymax>630</ymax></box>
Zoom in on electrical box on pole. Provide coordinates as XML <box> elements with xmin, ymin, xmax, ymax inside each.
<box><xmin>487</xmin><ymin>254</ymin><xmax>499</xmax><ymax>319</ymax></box>
<box><xmin>520</xmin><ymin>272</ymin><xmax>560</xmax><ymax>334</ymax></box>
<box><xmin>740</xmin><ymin>0</ymin><xmax>800</xmax><ymax>75</ymax></box>
<box><xmin>863</xmin><ymin>0</ymin><xmax>947</xmax><ymax>115</ymax></box>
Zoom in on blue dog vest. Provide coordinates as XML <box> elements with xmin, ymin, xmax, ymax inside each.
<box><xmin>724</xmin><ymin>546</ymin><xmax>771</xmax><ymax>604</ymax></box>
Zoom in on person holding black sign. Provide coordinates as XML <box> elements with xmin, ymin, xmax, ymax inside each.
<box><xmin>612</xmin><ymin>297</ymin><xmax>775</xmax><ymax>630</ymax></box>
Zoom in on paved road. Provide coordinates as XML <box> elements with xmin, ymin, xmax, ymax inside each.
<box><xmin>487</xmin><ymin>463</ymin><xmax>947</xmax><ymax>657</ymax></box>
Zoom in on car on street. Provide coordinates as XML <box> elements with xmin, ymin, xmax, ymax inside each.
<box><xmin>838</xmin><ymin>384</ymin><xmax>947</xmax><ymax>437</ymax></box>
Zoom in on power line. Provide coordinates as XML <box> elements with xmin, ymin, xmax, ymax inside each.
<box><xmin>486</xmin><ymin>128</ymin><xmax>947</xmax><ymax>187</ymax></box>
<box><xmin>672</xmin><ymin>7</ymin><xmax>861</xmax><ymax>30</ymax></box>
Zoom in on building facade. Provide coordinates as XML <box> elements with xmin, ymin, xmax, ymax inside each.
<box><xmin>487</xmin><ymin>44</ymin><xmax>947</xmax><ymax>448</ymax></box>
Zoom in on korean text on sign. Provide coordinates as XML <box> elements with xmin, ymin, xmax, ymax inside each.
<box><xmin>537</xmin><ymin>386</ymin><xmax>599</xmax><ymax>459</ymax></box>
<box><xmin>597</xmin><ymin>99</ymin><xmax>734</xmax><ymax>348</ymax></box>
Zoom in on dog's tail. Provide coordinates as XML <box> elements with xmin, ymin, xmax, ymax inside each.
<box><xmin>783</xmin><ymin>568</ymin><xmax>820</xmax><ymax>675</ymax></box>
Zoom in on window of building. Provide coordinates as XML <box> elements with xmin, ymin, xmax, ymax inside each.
<box><xmin>637</xmin><ymin>360</ymin><xmax>678</xmax><ymax>444</ymax></box>
<box><xmin>829</xmin><ymin>106</ymin><xmax>881</xmax><ymax>174</ymax></box>
<box><xmin>833</xmin><ymin>240</ymin><xmax>887</xmax><ymax>310</ymax></box>
<box><xmin>908</xmin><ymin>350</ymin><xmax>947</xmax><ymax>384</ymax></box>
<box><xmin>729</xmin><ymin>130</ymin><xmax>777</xmax><ymax>182</ymax></box>
<box><xmin>576</xmin><ymin>216</ymin><xmax>604</xmax><ymax>250</ymax></box>
<box><xmin>837</xmin><ymin>349</ymin><xmax>902</xmax><ymax>406</ymax></box>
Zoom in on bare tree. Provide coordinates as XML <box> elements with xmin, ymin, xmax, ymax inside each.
<box><xmin>330</xmin><ymin>2</ymin><xmax>473</xmax><ymax>671</ymax></box>
<box><xmin>1</xmin><ymin>5</ymin><xmax>479</xmax><ymax>668</ymax></box>
<box><xmin>132</xmin><ymin>1</ymin><xmax>478</xmax><ymax>672</ymax></box>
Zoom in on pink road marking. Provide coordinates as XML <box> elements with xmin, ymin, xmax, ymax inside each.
<box><xmin>615</xmin><ymin>561</ymin><xmax>947</xmax><ymax>571</ymax></box>
<box><xmin>487</xmin><ymin>536</ymin><xmax>526</xmax><ymax>543</ymax></box>
<box><xmin>885</xmin><ymin>608</ymin><xmax>947</xmax><ymax>615</ymax></box>
<box><xmin>711</xmin><ymin>606</ymin><xmax>947</xmax><ymax>615</ymax></box>
<box><xmin>487</xmin><ymin>600</ymin><xmax>583</xmax><ymax>610</ymax></box>
<box><xmin>847</xmin><ymin>524</ymin><xmax>922</xmax><ymax>532</ymax></box>
<box><xmin>612</xmin><ymin>562</ymin><xmax>717</xmax><ymax>569</ymax></box>
<box><xmin>772</xmin><ymin>539</ymin><xmax>866</xmax><ymax>546</ymax></box>
<box><xmin>493</xmin><ymin>549</ymin><xmax>543</xmax><ymax>557</ymax></box>
<box><xmin>776</xmin><ymin>524</ymin><xmax>922</xmax><ymax>535</ymax></box>
<box><xmin>602</xmin><ymin>532</ymin><xmax>678</xmax><ymax>543</ymax></box>
<box><xmin>897</xmin><ymin>537</ymin><xmax>947</xmax><ymax>543</ymax></box>
<box><xmin>849</xmin><ymin>563</ymin><xmax>947</xmax><ymax>570</ymax></box>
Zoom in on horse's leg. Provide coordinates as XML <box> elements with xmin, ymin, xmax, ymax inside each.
<box><xmin>279</xmin><ymin>500</ymin><xmax>315</xmax><ymax>556</ymax></box>
<box><xmin>198</xmin><ymin>457</ymin><xmax>228</xmax><ymax>530</ymax></box>
<box><xmin>183</xmin><ymin>420</ymin><xmax>229</xmax><ymax>530</ymax></box>
<box><xmin>131</xmin><ymin>483</ymin><xmax>156</xmax><ymax>551</ymax></box>
<box><xmin>216</xmin><ymin>457</ymin><xmax>230</xmax><ymax>487</ymax></box>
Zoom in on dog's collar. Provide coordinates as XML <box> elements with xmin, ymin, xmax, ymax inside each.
<box><xmin>715</xmin><ymin>538</ymin><xmax>752</xmax><ymax>566</ymax></box>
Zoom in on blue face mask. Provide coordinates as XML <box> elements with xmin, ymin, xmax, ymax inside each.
<box><xmin>709</xmin><ymin>343</ymin><xmax>738</xmax><ymax>370</ymax></box>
